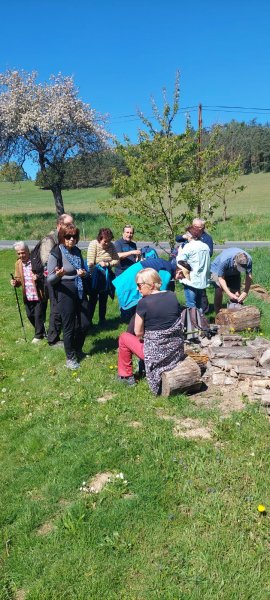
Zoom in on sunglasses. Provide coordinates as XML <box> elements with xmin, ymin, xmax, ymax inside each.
<box><xmin>64</xmin><ymin>234</ymin><xmax>77</xmax><ymax>240</ymax></box>
<box><xmin>137</xmin><ymin>281</ymin><xmax>149</xmax><ymax>289</ymax></box>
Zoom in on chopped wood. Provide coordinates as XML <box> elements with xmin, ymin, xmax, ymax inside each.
<box><xmin>208</xmin><ymin>346</ymin><xmax>256</xmax><ymax>360</ymax></box>
<box><xmin>215</xmin><ymin>305</ymin><xmax>260</xmax><ymax>332</ymax></box>
<box><xmin>161</xmin><ymin>356</ymin><xmax>201</xmax><ymax>397</ymax></box>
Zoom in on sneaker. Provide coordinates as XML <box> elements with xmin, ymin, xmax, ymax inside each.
<box><xmin>116</xmin><ymin>375</ymin><xmax>136</xmax><ymax>386</ymax></box>
<box><xmin>32</xmin><ymin>337</ymin><xmax>43</xmax><ymax>344</ymax></box>
<box><xmin>66</xmin><ymin>358</ymin><xmax>80</xmax><ymax>370</ymax></box>
<box><xmin>50</xmin><ymin>341</ymin><xmax>64</xmax><ymax>348</ymax></box>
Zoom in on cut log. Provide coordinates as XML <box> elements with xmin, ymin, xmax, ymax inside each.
<box><xmin>208</xmin><ymin>346</ymin><xmax>256</xmax><ymax>360</ymax></box>
<box><xmin>215</xmin><ymin>306</ymin><xmax>260</xmax><ymax>332</ymax></box>
<box><xmin>161</xmin><ymin>356</ymin><xmax>201</xmax><ymax>397</ymax></box>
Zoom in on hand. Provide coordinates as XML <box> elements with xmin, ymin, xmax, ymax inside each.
<box><xmin>228</xmin><ymin>292</ymin><xmax>240</xmax><ymax>301</ymax></box>
<box><xmin>10</xmin><ymin>278</ymin><xmax>17</xmax><ymax>287</ymax></box>
<box><xmin>77</xmin><ymin>269</ymin><xmax>86</xmax><ymax>278</ymax></box>
<box><xmin>134</xmin><ymin>249</ymin><xmax>141</xmax><ymax>256</ymax></box>
<box><xmin>237</xmin><ymin>291</ymin><xmax>248</xmax><ymax>303</ymax></box>
<box><xmin>55</xmin><ymin>267</ymin><xmax>65</xmax><ymax>278</ymax></box>
<box><xmin>32</xmin><ymin>273</ymin><xmax>38</xmax><ymax>281</ymax></box>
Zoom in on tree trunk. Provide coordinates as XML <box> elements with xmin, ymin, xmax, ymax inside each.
<box><xmin>51</xmin><ymin>185</ymin><xmax>65</xmax><ymax>216</ymax></box>
<box><xmin>161</xmin><ymin>356</ymin><xmax>201</xmax><ymax>397</ymax></box>
<box><xmin>215</xmin><ymin>305</ymin><xmax>260</xmax><ymax>332</ymax></box>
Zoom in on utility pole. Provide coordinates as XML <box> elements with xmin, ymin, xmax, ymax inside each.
<box><xmin>197</xmin><ymin>103</ymin><xmax>202</xmax><ymax>217</ymax></box>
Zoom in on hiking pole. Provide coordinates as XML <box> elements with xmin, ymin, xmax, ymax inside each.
<box><xmin>10</xmin><ymin>274</ymin><xmax>27</xmax><ymax>342</ymax></box>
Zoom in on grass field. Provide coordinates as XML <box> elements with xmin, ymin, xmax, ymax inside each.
<box><xmin>0</xmin><ymin>173</ymin><xmax>269</xmax><ymax>241</ymax></box>
<box><xmin>1</xmin><ymin>246</ymin><xmax>270</xmax><ymax>599</ymax></box>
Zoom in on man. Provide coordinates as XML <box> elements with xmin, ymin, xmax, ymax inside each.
<box><xmin>40</xmin><ymin>213</ymin><xmax>74</xmax><ymax>346</ymax></box>
<box><xmin>11</xmin><ymin>242</ymin><xmax>47</xmax><ymax>343</ymax></box>
<box><xmin>175</xmin><ymin>218</ymin><xmax>213</xmax><ymax>311</ymax></box>
<box><xmin>114</xmin><ymin>225</ymin><xmax>141</xmax><ymax>322</ymax></box>
<box><xmin>114</xmin><ymin>225</ymin><xmax>141</xmax><ymax>276</ymax></box>
<box><xmin>210</xmin><ymin>248</ymin><xmax>252</xmax><ymax>314</ymax></box>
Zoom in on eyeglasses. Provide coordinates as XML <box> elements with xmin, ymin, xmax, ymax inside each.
<box><xmin>137</xmin><ymin>281</ymin><xmax>149</xmax><ymax>289</ymax></box>
<box><xmin>64</xmin><ymin>235</ymin><xmax>76</xmax><ymax>240</ymax></box>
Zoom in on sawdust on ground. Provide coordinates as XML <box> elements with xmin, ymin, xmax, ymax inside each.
<box><xmin>156</xmin><ymin>409</ymin><xmax>212</xmax><ymax>439</ymax></box>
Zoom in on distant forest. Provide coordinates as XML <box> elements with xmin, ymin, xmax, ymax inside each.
<box><xmin>31</xmin><ymin>119</ymin><xmax>270</xmax><ymax>190</ymax></box>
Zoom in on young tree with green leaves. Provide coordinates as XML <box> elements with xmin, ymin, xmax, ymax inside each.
<box><xmin>107</xmin><ymin>74</ymin><xmax>243</xmax><ymax>248</ymax></box>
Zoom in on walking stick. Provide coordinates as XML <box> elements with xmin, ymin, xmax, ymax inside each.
<box><xmin>10</xmin><ymin>274</ymin><xmax>27</xmax><ymax>341</ymax></box>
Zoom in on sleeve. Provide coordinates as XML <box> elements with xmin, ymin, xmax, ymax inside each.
<box><xmin>87</xmin><ymin>240</ymin><xmax>97</xmax><ymax>266</ymax></box>
<box><xmin>40</xmin><ymin>236</ymin><xmax>56</xmax><ymax>266</ymax></box>
<box><xmin>47</xmin><ymin>253</ymin><xmax>59</xmax><ymax>285</ymax></box>
<box><xmin>217</xmin><ymin>258</ymin><xmax>227</xmax><ymax>277</ymax></box>
<box><xmin>14</xmin><ymin>260</ymin><xmax>22</xmax><ymax>286</ymax></box>
<box><xmin>109</xmin><ymin>243</ymin><xmax>119</xmax><ymax>266</ymax></box>
<box><xmin>207</xmin><ymin>235</ymin><xmax>214</xmax><ymax>257</ymax></box>
<box><xmin>136</xmin><ymin>297</ymin><xmax>147</xmax><ymax>319</ymax></box>
<box><xmin>247</xmin><ymin>259</ymin><xmax>252</xmax><ymax>274</ymax></box>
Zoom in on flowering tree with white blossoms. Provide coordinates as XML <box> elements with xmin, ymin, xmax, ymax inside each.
<box><xmin>0</xmin><ymin>70</ymin><xmax>109</xmax><ymax>214</ymax></box>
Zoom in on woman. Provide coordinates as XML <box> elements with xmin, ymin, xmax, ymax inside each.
<box><xmin>10</xmin><ymin>241</ymin><xmax>47</xmax><ymax>343</ymax></box>
<box><xmin>117</xmin><ymin>268</ymin><xmax>184</xmax><ymax>394</ymax></box>
<box><xmin>87</xmin><ymin>228</ymin><xmax>119</xmax><ymax>325</ymax></box>
<box><xmin>176</xmin><ymin>226</ymin><xmax>210</xmax><ymax>311</ymax></box>
<box><xmin>47</xmin><ymin>224</ymin><xmax>90</xmax><ymax>370</ymax></box>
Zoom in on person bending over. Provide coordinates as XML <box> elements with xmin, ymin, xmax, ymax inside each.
<box><xmin>210</xmin><ymin>248</ymin><xmax>252</xmax><ymax>313</ymax></box>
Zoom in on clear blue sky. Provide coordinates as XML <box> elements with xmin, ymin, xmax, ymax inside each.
<box><xmin>1</xmin><ymin>0</ymin><xmax>270</xmax><ymax>177</ymax></box>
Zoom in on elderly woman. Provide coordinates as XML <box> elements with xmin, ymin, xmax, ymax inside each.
<box><xmin>117</xmin><ymin>268</ymin><xmax>184</xmax><ymax>394</ymax></box>
<box><xmin>10</xmin><ymin>241</ymin><xmax>47</xmax><ymax>343</ymax></box>
<box><xmin>47</xmin><ymin>224</ymin><xmax>90</xmax><ymax>370</ymax></box>
<box><xmin>176</xmin><ymin>225</ymin><xmax>210</xmax><ymax>311</ymax></box>
<box><xmin>87</xmin><ymin>228</ymin><xmax>119</xmax><ymax>325</ymax></box>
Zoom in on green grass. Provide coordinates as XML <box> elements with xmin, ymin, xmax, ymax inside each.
<box><xmin>1</xmin><ymin>249</ymin><xmax>270</xmax><ymax>599</ymax></box>
<box><xmin>0</xmin><ymin>173</ymin><xmax>270</xmax><ymax>241</ymax></box>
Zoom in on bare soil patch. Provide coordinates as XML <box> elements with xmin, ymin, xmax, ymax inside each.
<box><xmin>15</xmin><ymin>590</ymin><xmax>27</xmax><ymax>600</ymax></box>
<box><xmin>156</xmin><ymin>409</ymin><xmax>212</xmax><ymax>440</ymax></box>
<box><xmin>36</xmin><ymin>521</ymin><xmax>56</xmax><ymax>536</ymax></box>
<box><xmin>86</xmin><ymin>471</ymin><xmax>113</xmax><ymax>493</ymax></box>
<box><xmin>96</xmin><ymin>392</ymin><xmax>115</xmax><ymax>404</ymax></box>
<box><xmin>251</xmin><ymin>283</ymin><xmax>270</xmax><ymax>303</ymax></box>
<box><xmin>193</xmin><ymin>380</ymin><xmax>250</xmax><ymax>416</ymax></box>
<box><xmin>127</xmin><ymin>420</ymin><xmax>143</xmax><ymax>428</ymax></box>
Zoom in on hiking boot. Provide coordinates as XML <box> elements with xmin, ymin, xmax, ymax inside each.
<box><xmin>32</xmin><ymin>337</ymin><xmax>43</xmax><ymax>344</ymax></box>
<box><xmin>66</xmin><ymin>358</ymin><xmax>80</xmax><ymax>370</ymax></box>
<box><xmin>116</xmin><ymin>375</ymin><xmax>136</xmax><ymax>386</ymax></box>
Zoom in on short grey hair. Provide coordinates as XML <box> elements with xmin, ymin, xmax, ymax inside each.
<box><xmin>123</xmin><ymin>224</ymin><xmax>134</xmax><ymax>233</ymax></box>
<box><xmin>57</xmin><ymin>213</ymin><xmax>73</xmax><ymax>226</ymax></box>
<box><xmin>14</xmin><ymin>241</ymin><xmax>29</xmax><ymax>253</ymax></box>
<box><xmin>192</xmin><ymin>218</ymin><xmax>206</xmax><ymax>228</ymax></box>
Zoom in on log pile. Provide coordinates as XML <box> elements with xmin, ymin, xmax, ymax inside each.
<box><xmin>215</xmin><ymin>305</ymin><xmax>260</xmax><ymax>333</ymax></box>
<box><xmin>202</xmin><ymin>333</ymin><xmax>270</xmax><ymax>414</ymax></box>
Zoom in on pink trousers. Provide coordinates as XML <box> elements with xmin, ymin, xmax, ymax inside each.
<box><xmin>118</xmin><ymin>332</ymin><xmax>144</xmax><ymax>377</ymax></box>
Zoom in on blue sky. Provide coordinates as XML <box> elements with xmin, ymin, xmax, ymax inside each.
<box><xmin>1</xmin><ymin>0</ymin><xmax>270</xmax><ymax>177</ymax></box>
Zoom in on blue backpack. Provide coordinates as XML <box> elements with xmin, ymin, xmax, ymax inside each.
<box><xmin>140</xmin><ymin>245</ymin><xmax>159</xmax><ymax>260</ymax></box>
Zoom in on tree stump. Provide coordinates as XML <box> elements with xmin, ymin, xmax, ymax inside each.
<box><xmin>215</xmin><ymin>305</ymin><xmax>260</xmax><ymax>332</ymax></box>
<box><xmin>161</xmin><ymin>356</ymin><xmax>201</xmax><ymax>397</ymax></box>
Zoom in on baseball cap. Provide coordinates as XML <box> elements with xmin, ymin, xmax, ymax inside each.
<box><xmin>234</xmin><ymin>252</ymin><xmax>248</xmax><ymax>273</ymax></box>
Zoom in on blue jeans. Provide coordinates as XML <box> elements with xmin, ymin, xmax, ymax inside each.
<box><xmin>184</xmin><ymin>286</ymin><xmax>203</xmax><ymax>310</ymax></box>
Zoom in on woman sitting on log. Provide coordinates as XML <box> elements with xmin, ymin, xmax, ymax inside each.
<box><xmin>117</xmin><ymin>268</ymin><xmax>184</xmax><ymax>394</ymax></box>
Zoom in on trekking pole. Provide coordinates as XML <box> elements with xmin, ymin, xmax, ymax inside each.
<box><xmin>10</xmin><ymin>274</ymin><xmax>27</xmax><ymax>342</ymax></box>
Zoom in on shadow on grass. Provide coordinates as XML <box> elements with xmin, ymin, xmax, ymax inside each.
<box><xmin>88</xmin><ymin>335</ymin><xmax>119</xmax><ymax>355</ymax></box>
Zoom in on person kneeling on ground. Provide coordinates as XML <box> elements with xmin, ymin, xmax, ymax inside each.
<box><xmin>117</xmin><ymin>268</ymin><xmax>185</xmax><ymax>394</ymax></box>
<box><xmin>10</xmin><ymin>242</ymin><xmax>47</xmax><ymax>343</ymax></box>
<box><xmin>47</xmin><ymin>224</ymin><xmax>90</xmax><ymax>370</ymax></box>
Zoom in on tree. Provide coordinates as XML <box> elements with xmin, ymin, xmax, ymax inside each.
<box><xmin>107</xmin><ymin>73</ymin><xmax>243</xmax><ymax>248</ymax></box>
<box><xmin>0</xmin><ymin>70</ymin><xmax>109</xmax><ymax>214</ymax></box>
<box><xmin>0</xmin><ymin>161</ymin><xmax>26</xmax><ymax>183</ymax></box>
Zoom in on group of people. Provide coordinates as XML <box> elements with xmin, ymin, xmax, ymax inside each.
<box><xmin>10</xmin><ymin>215</ymin><xmax>253</xmax><ymax>394</ymax></box>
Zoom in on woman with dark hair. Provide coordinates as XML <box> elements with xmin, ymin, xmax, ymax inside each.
<box><xmin>47</xmin><ymin>224</ymin><xmax>90</xmax><ymax>370</ymax></box>
<box><xmin>87</xmin><ymin>228</ymin><xmax>119</xmax><ymax>325</ymax></box>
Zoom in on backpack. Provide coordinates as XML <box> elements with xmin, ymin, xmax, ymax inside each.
<box><xmin>30</xmin><ymin>234</ymin><xmax>56</xmax><ymax>276</ymax></box>
<box><xmin>180</xmin><ymin>307</ymin><xmax>212</xmax><ymax>341</ymax></box>
<box><xmin>140</xmin><ymin>245</ymin><xmax>159</xmax><ymax>260</ymax></box>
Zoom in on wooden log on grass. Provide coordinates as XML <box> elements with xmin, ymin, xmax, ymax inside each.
<box><xmin>215</xmin><ymin>305</ymin><xmax>260</xmax><ymax>332</ymax></box>
<box><xmin>161</xmin><ymin>356</ymin><xmax>201</xmax><ymax>397</ymax></box>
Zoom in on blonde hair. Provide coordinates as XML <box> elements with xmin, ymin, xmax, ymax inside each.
<box><xmin>136</xmin><ymin>268</ymin><xmax>162</xmax><ymax>290</ymax></box>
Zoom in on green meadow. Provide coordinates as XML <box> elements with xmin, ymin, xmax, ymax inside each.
<box><xmin>0</xmin><ymin>172</ymin><xmax>270</xmax><ymax>241</ymax></box>
<box><xmin>1</xmin><ymin>175</ymin><xmax>270</xmax><ymax>599</ymax></box>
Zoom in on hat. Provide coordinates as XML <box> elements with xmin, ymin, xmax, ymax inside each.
<box><xmin>234</xmin><ymin>252</ymin><xmax>248</xmax><ymax>273</ymax></box>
